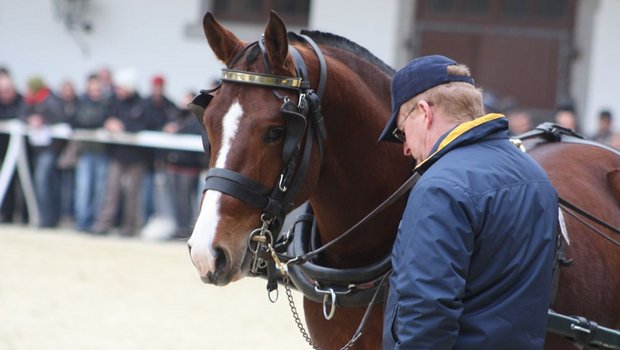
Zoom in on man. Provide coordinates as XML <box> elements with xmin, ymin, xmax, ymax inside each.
<box><xmin>554</xmin><ymin>104</ymin><xmax>578</xmax><ymax>132</ymax></box>
<box><xmin>591</xmin><ymin>109</ymin><xmax>613</xmax><ymax>145</ymax></box>
<box><xmin>73</xmin><ymin>73</ymin><xmax>110</xmax><ymax>232</ymax></box>
<box><xmin>22</xmin><ymin>76</ymin><xmax>65</xmax><ymax>228</ymax></box>
<box><xmin>0</xmin><ymin>73</ymin><xmax>26</xmax><ymax>222</ymax></box>
<box><xmin>91</xmin><ymin>69</ymin><xmax>152</xmax><ymax>236</ymax></box>
<box><xmin>506</xmin><ymin>108</ymin><xmax>533</xmax><ymax>136</ymax></box>
<box><xmin>142</xmin><ymin>75</ymin><xmax>178</xmax><ymax>222</ymax></box>
<box><xmin>379</xmin><ymin>55</ymin><xmax>558</xmax><ymax>349</ymax></box>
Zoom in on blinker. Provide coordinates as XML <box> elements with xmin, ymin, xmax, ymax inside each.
<box><xmin>188</xmin><ymin>90</ymin><xmax>214</xmax><ymax>121</ymax></box>
<box><xmin>188</xmin><ymin>90</ymin><xmax>215</xmax><ymax>155</ymax></box>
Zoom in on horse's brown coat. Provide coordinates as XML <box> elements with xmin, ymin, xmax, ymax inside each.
<box><xmin>196</xmin><ymin>12</ymin><xmax>620</xmax><ymax>349</ymax></box>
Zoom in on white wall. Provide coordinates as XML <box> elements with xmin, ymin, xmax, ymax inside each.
<box><xmin>0</xmin><ymin>0</ymin><xmax>222</xmax><ymax>104</ymax></box>
<box><xmin>309</xmin><ymin>0</ymin><xmax>400</xmax><ymax>68</ymax></box>
<box><xmin>3</xmin><ymin>0</ymin><xmax>616</xmax><ymax>134</ymax></box>
<box><xmin>581</xmin><ymin>0</ymin><xmax>620</xmax><ymax>135</ymax></box>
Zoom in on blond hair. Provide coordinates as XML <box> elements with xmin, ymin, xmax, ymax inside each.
<box><xmin>402</xmin><ymin>64</ymin><xmax>485</xmax><ymax>124</ymax></box>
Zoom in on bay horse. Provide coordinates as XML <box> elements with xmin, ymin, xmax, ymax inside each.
<box><xmin>187</xmin><ymin>11</ymin><xmax>410</xmax><ymax>349</ymax></box>
<box><xmin>187</xmin><ymin>11</ymin><xmax>620</xmax><ymax>349</ymax></box>
<box><xmin>524</xmin><ymin>133</ymin><xmax>620</xmax><ymax>348</ymax></box>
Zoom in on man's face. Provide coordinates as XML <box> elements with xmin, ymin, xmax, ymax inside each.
<box><xmin>395</xmin><ymin>101</ymin><xmax>426</xmax><ymax>161</ymax></box>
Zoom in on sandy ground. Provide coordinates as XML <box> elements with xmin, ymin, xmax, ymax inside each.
<box><xmin>0</xmin><ymin>225</ymin><xmax>309</xmax><ymax>350</ymax></box>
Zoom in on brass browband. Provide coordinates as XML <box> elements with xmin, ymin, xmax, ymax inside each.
<box><xmin>221</xmin><ymin>69</ymin><xmax>302</xmax><ymax>90</ymax></box>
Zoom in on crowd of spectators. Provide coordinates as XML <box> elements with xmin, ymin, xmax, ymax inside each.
<box><xmin>1</xmin><ymin>66</ymin><xmax>619</xmax><ymax>239</ymax></box>
<box><xmin>0</xmin><ymin>66</ymin><xmax>208</xmax><ymax>240</ymax></box>
<box><xmin>506</xmin><ymin>104</ymin><xmax>620</xmax><ymax>150</ymax></box>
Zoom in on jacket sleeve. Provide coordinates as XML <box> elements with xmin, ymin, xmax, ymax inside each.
<box><xmin>392</xmin><ymin>177</ymin><xmax>477</xmax><ymax>349</ymax></box>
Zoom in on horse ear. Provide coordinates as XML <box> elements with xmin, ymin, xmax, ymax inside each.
<box><xmin>263</xmin><ymin>11</ymin><xmax>290</xmax><ymax>72</ymax></box>
<box><xmin>203</xmin><ymin>12</ymin><xmax>245</xmax><ymax>65</ymax></box>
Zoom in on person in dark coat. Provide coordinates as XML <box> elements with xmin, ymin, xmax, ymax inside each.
<box><xmin>22</xmin><ymin>76</ymin><xmax>65</xmax><ymax>228</ymax></box>
<box><xmin>162</xmin><ymin>92</ymin><xmax>209</xmax><ymax>239</ymax></box>
<box><xmin>91</xmin><ymin>69</ymin><xmax>153</xmax><ymax>236</ymax></box>
<box><xmin>141</xmin><ymin>75</ymin><xmax>178</xmax><ymax>222</ymax></box>
<box><xmin>0</xmin><ymin>73</ymin><xmax>27</xmax><ymax>223</ymax></box>
<box><xmin>73</xmin><ymin>73</ymin><xmax>110</xmax><ymax>232</ymax></box>
<box><xmin>378</xmin><ymin>55</ymin><xmax>558</xmax><ymax>349</ymax></box>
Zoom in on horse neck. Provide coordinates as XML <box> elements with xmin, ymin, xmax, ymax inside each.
<box><xmin>307</xmin><ymin>49</ymin><xmax>411</xmax><ymax>267</ymax></box>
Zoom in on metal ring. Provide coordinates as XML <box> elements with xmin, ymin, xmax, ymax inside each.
<box><xmin>278</xmin><ymin>173</ymin><xmax>288</xmax><ymax>192</ymax></box>
<box><xmin>298</xmin><ymin>93</ymin><xmax>306</xmax><ymax>110</ymax></box>
<box><xmin>247</xmin><ymin>228</ymin><xmax>265</xmax><ymax>254</ymax></box>
<box><xmin>322</xmin><ymin>288</ymin><xmax>337</xmax><ymax>320</ymax></box>
<box><xmin>268</xmin><ymin>288</ymin><xmax>279</xmax><ymax>303</ymax></box>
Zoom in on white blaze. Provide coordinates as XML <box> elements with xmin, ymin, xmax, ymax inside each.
<box><xmin>188</xmin><ymin>101</ymin><xmax>243</xmax><ymax>276</ymax></box>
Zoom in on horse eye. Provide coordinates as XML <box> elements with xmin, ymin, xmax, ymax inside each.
<box><xmin>264</xmin><ymin>127</ymin><xmax>285</xmax><ymax>143</ymax></box>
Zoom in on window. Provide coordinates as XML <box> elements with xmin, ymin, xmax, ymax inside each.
<box><xmin>419</xmin><ymin>0</ymin><xmax>573</xmax><ymax>27</ymax></box>
<box><xmin>211</xmin><ymin>0</ymin><xmax>311</xmax><ymax>26</ymax></box>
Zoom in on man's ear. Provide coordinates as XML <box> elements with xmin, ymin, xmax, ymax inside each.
<box><xmin>420</xmin><ymin>100</ymin><xmax>433</xmax><ymax>128</ymax></box>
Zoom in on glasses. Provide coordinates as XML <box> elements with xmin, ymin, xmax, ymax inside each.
<box><xmin>392</xmin><ymin>103</ymin><xmax>418</xmax><ymax>143</ymax></box>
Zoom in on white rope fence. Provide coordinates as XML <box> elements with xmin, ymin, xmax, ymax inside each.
<box><xmin>0</xmin><ymin>119</ymin><xmax>204</xmax><ymax>227</ymax></box>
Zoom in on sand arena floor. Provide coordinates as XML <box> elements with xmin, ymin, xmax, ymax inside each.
<box><xmin>0</xmin><ymin>225</ymin><xmax>309</xmax><ymax>350</ymax></box>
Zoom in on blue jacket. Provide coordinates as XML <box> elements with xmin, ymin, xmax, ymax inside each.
<box><xmin>383</xmin><ymin>114</ymin><xmax>558</xmax><ymax>349</ymax></box>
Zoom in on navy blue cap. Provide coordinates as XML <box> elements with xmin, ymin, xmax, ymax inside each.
<box><xmin>379</xmin><ymin>55</ymin><xmax>475</xmax><ymax>143</ymax></box>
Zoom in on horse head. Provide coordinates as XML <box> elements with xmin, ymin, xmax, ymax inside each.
<box><xmin>188</xmin><ymin>12</ymin><xmax>321</xmax><ymax>286</ymax></box>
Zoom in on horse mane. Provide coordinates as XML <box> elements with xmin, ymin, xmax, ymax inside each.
<box><xmin>288</xmin><ymin>30</ymin><xmax>396</xmax><ymax>77</ymax></box>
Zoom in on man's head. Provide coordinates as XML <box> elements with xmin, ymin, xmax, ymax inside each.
<box><xmin>379</xmin><ymin>55</ymin><xmax>483</xmax><ymax>161</ymax></box>
<box><xmin>507</xmin><ymin>109</ymin><xmax>533</xmax><ymax>135</ymax></box>
<box><xmin>151</xmin><ymin>75</ymin><xmax>165</xmax><ymax>98</ymax></box>
<box><xmin>114</xmin><ymin>68</ymin><xmax>137</xmax><ymax>100</ymax></box>
<box><xmin>86</xmin><ymin>73</ymin><xmax>102</xmax><ymax>101</ymax></box>
<box><xmin>554</xmin><ymin>104</ymin><xmax>577</xmax><ymax>131</ymax></box>
<box><xmin>0</xmin><ymin>75</ymin><xmax>17</xmax><ymax>104</ymax></box>
<box><xmin>598</xmin><ymin>110</ymin><xmax>612</xmax><ymax>133</ymax></box>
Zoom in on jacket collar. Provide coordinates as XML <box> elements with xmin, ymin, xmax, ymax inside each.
<box><xmin>415</xmin><ymin>113</ymin><xmax>507</xmax><ymax>173</ymax></box>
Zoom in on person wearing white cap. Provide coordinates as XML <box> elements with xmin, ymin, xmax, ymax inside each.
<box><xmin>91</xmin><ymin>69</ymin><xmax>154</xmax><ymax>236</ymax></box>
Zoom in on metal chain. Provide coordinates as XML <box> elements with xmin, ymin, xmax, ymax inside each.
<box><xmin>283</xmin><ymin>276</ymin><xmax>363</xmax><ymax>350</ymax></box>
<box><xmin>284</xmin><ymin>276</ymin><xmax>320</xmax><ymax>349</ymax></box>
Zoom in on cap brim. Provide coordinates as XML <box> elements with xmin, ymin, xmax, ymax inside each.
<box><xmin>378</xmin><ymin>110</ymin><xmax>401</xmax><ymax>143</ymax></box>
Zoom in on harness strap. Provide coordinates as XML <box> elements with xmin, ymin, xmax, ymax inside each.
<box><xmin>221</xmin><ymin>69</ymin><xmax>303</xmax><ymax>90</ymax></box>
<box><xmin>204</xmin><ymin>168</ymin><xmax>282</xmax><ymax>218</ymax></box>
<box><xmin>518</xmin><ymin>122</ymin><xmax>620</xmax><ymax>157</ymax></box>
<box><xmin>300</xmin><ymin>33</ymin><xmax>328</xmax><ymax>100</ymax></box>
<box><xmin>283</xmin><ymin>172</ymin><xmax>421</xmax><ymax>265</ymax></box>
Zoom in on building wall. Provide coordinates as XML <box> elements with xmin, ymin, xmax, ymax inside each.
<box><xmin>1</xmin><ymin>0</ymin><xmax>618</xmax><ymax>134</ymax></box>
<box><xmin>579</xmin><ymin>0</ymin><xmax>620</xmax><ymax>135</ymax></box>
<box><xmin>0</xmin><ymin>0</ymin><xmax>221</xmax><ymax>103</ymax></box>
<box><xmin>309</xmin><ymin>0</ymin><xmax>401</xmax><ymax>67</ymax></box>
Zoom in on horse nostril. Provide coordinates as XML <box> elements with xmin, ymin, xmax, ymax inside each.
<box><xmin>214</xmin><ymin>247</ymin><xmax>228</xmax><ymax>272</ymax></box>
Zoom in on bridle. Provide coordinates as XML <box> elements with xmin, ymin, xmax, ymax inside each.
<box><xmin>189</xmin><ymin>35</ymin><xmax>327</xmax><ymax>231</ymax></box>
<box><xmin>189</xmin><ymin>34</ymin><xmax>331</xmax><ymax>289</ymax></box>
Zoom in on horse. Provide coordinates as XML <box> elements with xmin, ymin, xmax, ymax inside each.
<box><xmin>523</xmin><ymin>133</ymin><xmax>620</xmax><ymax>349</ymax></box>
<box><xmin>187</xmin><ymin>12</ymin><xmax>620</xmax><ymax>350</ymax></box>
<box><xmin>187</xmin><ymin>11</ymin><xmax>411</xmax><ymax>349</ymax></box>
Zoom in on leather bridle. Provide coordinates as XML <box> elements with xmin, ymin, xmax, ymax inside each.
<box><xmin>189</xmin><ymin>35</ymin><xmax>327</xmax><ymax>234</ymax></box>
